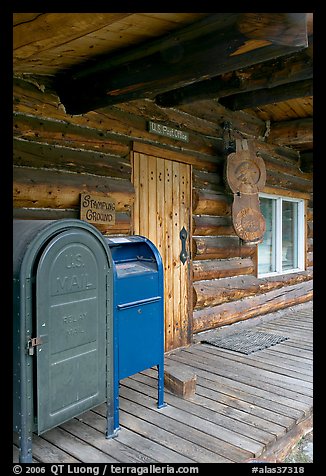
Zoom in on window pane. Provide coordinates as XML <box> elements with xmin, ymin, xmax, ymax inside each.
<box><xmin>282</xmin><ymin>201</ymin><xmax>298</xmax><ymax>270</ymax></box>
<box><xmin>258</xmin><ymin>197</ymin><xmax>276</xmax><ymax>274</ymax></box>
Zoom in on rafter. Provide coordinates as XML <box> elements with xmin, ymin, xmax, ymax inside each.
<box><xmin>155</xmin><ymin>38</ymin><xmax>312</xmax><ymax>107</ymax></box>
<box><xmin>53</xmin><ymin>13</ymin><xmax>308</xmax><ymax>114</ymax></box>
<box><xmin>219</xmin><ymin>79</ymin><xmax>313</xmax><ymax>111</ymax></box>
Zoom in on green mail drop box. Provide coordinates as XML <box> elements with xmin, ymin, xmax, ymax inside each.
<box><xmin>13</xmin><ymin>219</ymin><xmax>116</xmax><ymax>463</ymax></box>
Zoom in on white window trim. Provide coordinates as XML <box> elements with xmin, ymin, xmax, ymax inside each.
<box><xmin>258</xmin><ymin>192</ymin><xmax>305</xmax><ymax>278</ymax></box>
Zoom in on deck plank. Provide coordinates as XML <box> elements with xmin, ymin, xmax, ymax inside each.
<box><xmin>81</xmin><ymin>409</ymin><xmax>194</xmax><ymax>463</ymax></box>
<box><xmin>140</xmin><ymin>368</ymin><xmax>305</xmax><ymax>424</ymax></box>
<box><xmin>13</xmin><ymin>431</ymin><xmax>80</xmax><ymax>463</ymax></box>
<box><xmin>97</xmin><ymin>404</ymin><xmax>229</xmax><ymax>463</ymax></box>
<box><xmin>178</xmin><ymin>347</ymin><xmax>313</xmax><ymax>391</ymax></box>
<box><xmin>61</xmin><ymin>417</ymin><xmax>156</xmax><ymax>463</ymax></box>
<box><xmin>13</xmin><ymin>302</ymin><xmax>313</xmax><ymax>464</ymax></box>
<box><xmin>166</xmin><ymin>354</ymin><xmax>298</xmax><ymax>430</ymax></box>
<box><xmin>126</xmin><ymin>373</ymin><xmax>277</xmax><ymax>446</ymax></box>
<box><xmin>40</xmin><ymin>427</ymin><xmax>120</xmax><ymax>463</ymax></box>
<box><xmin>120</xmin><ymin>381</ymin><xmax>264</xmax><ymax>458</ymax></box>
<box><xmin>195</xmin><ymin>344</ymin><xmax>313</xmax><ymax>382</ymax></box>
<box><xmin>267</xmin><ymin>342</ymin><xmax>313</xmax><ymax>361</ymax></box>
<box><xmin>119</xmin><ymin>396</ymin><xmax>241</xmax><ymax>462</ymax></box>
<box><xmin>168</xmin><ymin>350</ymin><xmax>313</xmax><ymax>402</ymax></box>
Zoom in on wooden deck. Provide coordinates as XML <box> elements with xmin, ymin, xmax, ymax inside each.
<box><xmin>13</xmin><ymin>302</ymin><xmax>313</xmax><ymax>464</ymax></box>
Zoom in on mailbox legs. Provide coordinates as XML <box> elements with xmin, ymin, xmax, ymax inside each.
<box><xmin>18</xmin><ymin>378</ymin><xmax>33</xmax><ymax>463</ymax></box>
<box><xmin>157</xmin><ymin>363</ymin><xmax>166</xmax><ymax>409</ymax></box>
<box><xmin>105</xmin><ymin>380</ymin><xmax>120</xmax><ymax>439</ymax></box>
<box><xmin>18</xmin><ymin>289</ymin><xmax>34</xmax><ymax>463</ymax></box>
<box><xmin>19</xmin><ymin>430</ymin><xmax>33</xmax><ymax>463</ymax></box>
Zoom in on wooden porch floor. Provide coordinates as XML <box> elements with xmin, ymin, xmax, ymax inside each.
<box><xmin>13</xmin><ymin>302</ymin><xmax>313</xmax><ymax>464</ymax></box>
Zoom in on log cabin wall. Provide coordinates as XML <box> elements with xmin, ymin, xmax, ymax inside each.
<box><xmin>13</xmin><ymin>77</ymin><xmax>313</xmax><ymax>347</ymax></box>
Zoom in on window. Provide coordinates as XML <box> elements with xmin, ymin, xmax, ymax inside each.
<box><xmin>258</xmin><ymin>193</ymin><xmax>305</xmax><ymax>276</ymax></box>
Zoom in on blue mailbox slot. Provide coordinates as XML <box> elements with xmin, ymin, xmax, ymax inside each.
<box><xmin>105</xmin><ymin>235</ymin><xmax>166</xmax><ymax>431</ymax></box>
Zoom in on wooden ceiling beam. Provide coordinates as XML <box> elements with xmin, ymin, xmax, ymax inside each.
<box><xmin>155</xmin><ymin>37</ymin><xmax>313</xmax><ymax>107</ymax></box>
<box><xmin>219</xmin><ymin>78</ymin><xmax>313</xmax><ymax>111</ymax></box>
<box><xmin>53</xmin><ymin>13</ymin><xmax>308</xmax><ymax>114</ymax></box>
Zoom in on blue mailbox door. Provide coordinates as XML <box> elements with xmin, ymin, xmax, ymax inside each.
<box><xmin>105</xmin><ymin>235</ymin><xmax>166</xmax><ymax>431</ymax></box>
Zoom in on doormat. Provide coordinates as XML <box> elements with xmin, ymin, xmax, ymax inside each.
<box><xmin>201</xmin><ymin>330</ymin><xmax>289</xmax><ymax>355</ymax></box>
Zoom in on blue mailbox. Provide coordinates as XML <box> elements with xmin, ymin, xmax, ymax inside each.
<box><xmin>105</xmin><ymin>235</ymin><xmax>166</xmax><ymax>431</ymax></box>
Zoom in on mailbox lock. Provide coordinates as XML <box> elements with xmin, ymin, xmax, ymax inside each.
<box><xmin>27</xmin><ymin>336</ymin><xmax>48</xmax><ymax>355</ymax></box>
<box><xmin>137</xmin><ymin>308</ymin><xmax>142</xmax><ymax>314</ymax></box>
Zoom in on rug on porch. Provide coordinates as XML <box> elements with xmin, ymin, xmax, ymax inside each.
<box><xmin>201</xmin><ymin>330</ymin><xmax>289</xmax><ymax>355</ymax></box>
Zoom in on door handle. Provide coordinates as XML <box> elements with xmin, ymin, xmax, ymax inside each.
<box><xmin>180</xmin><ymin>226</ymin><xmax>188</xmax><ymax>265</ymax></box>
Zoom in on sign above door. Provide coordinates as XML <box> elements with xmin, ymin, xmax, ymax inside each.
<box><xmin>148</xmin><ymin>121</ymin><xmax>189</xmax><ymax>143</ymax></box>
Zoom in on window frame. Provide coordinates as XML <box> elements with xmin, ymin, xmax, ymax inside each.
<box><xmin>258</xmin><ymin>192</ymin><xmax>305</xmax><ymax>278</ymax></box>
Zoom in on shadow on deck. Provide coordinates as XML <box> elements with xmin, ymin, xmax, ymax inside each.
<box><xmin>13</xmin><ymin>301</ymin><xmax>313</xmax><ymax>463</ymax></box>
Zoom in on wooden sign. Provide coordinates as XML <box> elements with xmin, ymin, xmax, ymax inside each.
<box><xmin>232</xmin><ymin>194</ymin><xmax>266</xmax><ymax>244</ymax></box>
<box><xmin>224</xmin><ymin>139</ymin><xmax>266</xmax><ymax>244</ymax></box>
<box><xmin>226</xmin><ymin>149</ymin><xmax>266</xmax><ymax>195</ymax></box>
<box><xmin>80</xmin><ymin>193</ymin><xmax>115</xmax><ymax>225</ymax></box>
<box><xmin>148</xmin><ymin>120</ymin><xmax>189</xmax><ymax>142</ymax></box>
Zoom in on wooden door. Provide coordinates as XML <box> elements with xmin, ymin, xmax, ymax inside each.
<box><xmin>132</xmin><ymin>147</ymin><xmax>192</xmax><ymax>351</ymax></box>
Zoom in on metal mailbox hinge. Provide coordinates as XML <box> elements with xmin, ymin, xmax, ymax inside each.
<box><xmin>27</xmin><ymin>336</ymin><xmax>48</xmax><ymax>355</ymax></box>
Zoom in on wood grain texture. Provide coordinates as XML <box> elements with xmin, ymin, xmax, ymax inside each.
<box><xmin>132</xmin><ymin>149</ymin><xmax>192</xmax><ymax>351</ymax></box>
<box><xmin>13</xmin><ymin>304</ymin><xmax>313</xmax><ymax>464</ymax></box>
<box><xmin>193</xmin><ymin>280</ymin><xmax>313</xmax><ymax>332</ymax></box>
<box><xmin>13</xmin><ymin>166</ymin><xmax>134</xmax><ymax>212</ymax></box>
<box><xmin>193</xmin><ymin>268</ymin><xmax>313</xmax><ymax>309</ymax></box>
<box><xmin>193</xmin><ymin>258</ymin><xmax>255</xmax><ymax>282</ymax></box>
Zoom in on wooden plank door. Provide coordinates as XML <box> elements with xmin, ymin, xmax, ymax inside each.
<box><xmin>132</xmin><ymin>148</ymin><xmax>192</xmax><ymax>351</ymax></box>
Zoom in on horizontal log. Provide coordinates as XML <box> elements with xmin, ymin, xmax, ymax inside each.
<box><xmin>180</xmin><ymin>100</ymin><xmax>265</xmax><ymax>138</ymax></box>
<box><xmin>193</xmin><ymin>279</ymin><xmax>313</xmax><ymax>332</ymax></box>
<box><xmin>192</xmin><ymin>190</ymin><xmax>232</xmax><ymax>216</ymax></box>
<box><xmin>14</xmin><ymin>78</ymin><xmax>313</xmax><ymax>179</ymax></box>
<box><xmin>193</xmin><ymin>268</ymin><xmax>313</xmax><ymax>309</ymax></box>
<box><xmin>192</xmin><ymin>215</ymin><xmax>235</xmax><ymax>236</ymax></box>
<box><xmin>193</xmin><ymin>144</ymin><xmax>312</xmax><ymax>193</ymax></box>
<box><xmin>192</xmin><ymin>236</ymin><xmax>256</xmax><ymax>260</ymax></box>
<box><xmin>13</xmin><ymin>113</ymin><xmax>130</xmax><ymax>158</ymax></box>
<box><xmin>266</xmin><ymin>169</ymin><xmax>312</xmax><ymax>194</ymax></box>
<box><xmin>262</xmin><ymin>185</ymin><xmax>311</xmax><ymax>201</ymax></box>
<box><xmin>132</xmin><ymin>141</ymin><xmax>220</xmax><ymax>173</ymax></box>
<box><xmin>192</xmin><ymin>168</ymin><xmax>225</xmax><ymax>193</ymax></box>
<box><xmin>13</xmin><ymin>137</ymin><xmax>131</xmax><ymax>179</ymax></box>
<box><xmin>118</xmin><ymin>99</ymin><xmax>226</xmax><ymax>139</ymax></box>
<box><xmin>13</xmin><ymin>79</ymin><xmax>223</xmax><ymax>158</ymax></box>
<box><xmin>12</xmin><ymin>207</ymin><xmax>131</xmax><ymax>235</ymax></box>
<box><xmin>13</xmin><ymin>166</ymin><xmax>134</xmax><ymax>211</ymax></box>
<box><xmin>267</xmin><ymin>118</ymin><xmax>313</xmax><ymax>148</ymax></box>
<box><xmin>258</xmin><ymin>150</ymin><xmax>312</xmax><ymax>181</ymax></box>
<box><xmin>255</xmin><ymin>141</ymin><xmax>300</xmax><ymax>166</ymax></box>
<box><xmin>193</xmin><ymin>258</ymin><xmax>255</xmax><ymax>282</ymax></box>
